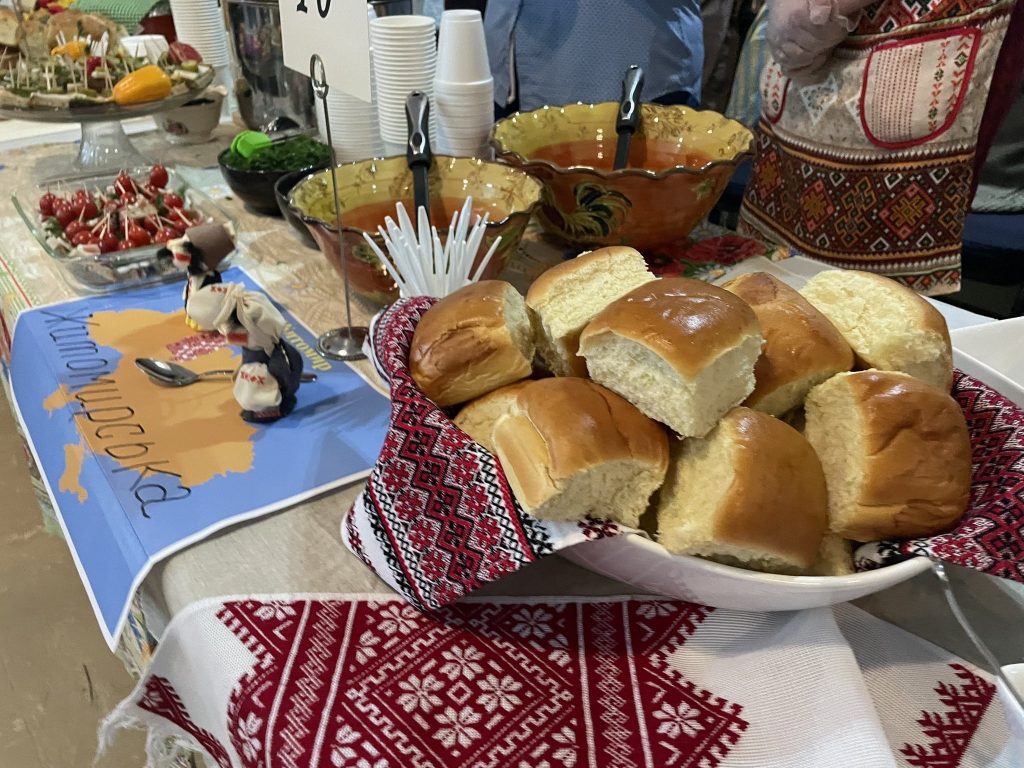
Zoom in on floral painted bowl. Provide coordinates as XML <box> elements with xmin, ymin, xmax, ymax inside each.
<box><xmin>288</xmin><ymin>156</ymin><xmax>543</xmax><ymax>304</ymax></box>
<box><xmin>491</xmin><ymin>102</ymin><xmax>753</xmax><ymax>250</ymax></box>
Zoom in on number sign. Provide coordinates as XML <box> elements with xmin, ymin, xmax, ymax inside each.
<box><xmin>279</xmin><ymin>0</ymin><xmax>371</xmax><ymax>101</ymax></box>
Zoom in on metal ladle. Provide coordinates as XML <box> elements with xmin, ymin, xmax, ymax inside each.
<box><xmin>135</xmin><ymin>358</ymin><xmax>316</xmax><ymax>387</ymax></box>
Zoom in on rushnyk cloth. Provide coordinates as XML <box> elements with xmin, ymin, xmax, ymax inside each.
<box><xmin>99</xmin><ymin>595</ymin><xmax>1014</xmax><ymax>768</ymax></box>
<box><xmin>738</xmin><ymin>0</ymin><xmax>1019</xmax><ymax>295</ymax></box>
<box><xmin>342</xmin><ymin>297</ymin><xmax>1024</xmax><ymax>614</ymax></box>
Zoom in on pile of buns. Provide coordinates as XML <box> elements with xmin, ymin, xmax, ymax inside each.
<box><xmin>410</xmin><ymin>247</ymin><xmax>972</xmax><ymax>577</ymax></box>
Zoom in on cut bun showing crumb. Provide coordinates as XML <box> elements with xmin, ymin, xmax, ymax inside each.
<box><xmin>805</xmin><ymin>535</ymin><xmax>855</xmax><ymax>577</ymax></box>
<box><xmin>657</xmin><ymin>407</ymin><xmax>828</xmax><ymax>573</ymax></box>
<box><xmin>804</xmin><ymin>370</ymin><xmax>971</xmax><ymax>542</ymax></box>
<box><xmin>579</xmin><ymin>278</ymin><xmax>764</xmax><ymax>437</ymax></box>
<box><xmin>492</xmin><ymin>378</ymin><xmax>668</xmax><ymax>528</ymax></box>
<box><xmin>800</xmin><ymin>270</ymin><xmax>953</xmax><ymax>391</ymax></box>
<box><xmin>453</xmin><ymin>381</ymin><xmax>531</xmax><ymax>454</ymax></box>
<box><xmin>410</xmin><ymin>280</ymin><xmax>534</xmax><ymax>407</ymax></box>
<box><xmin>525</xmin><ymin>246</ymin><xmax>654</xmax><ymax>376</ymax></box>
<box><xmin>723</xmin><ymin>272</ymin><xmax>853</xmax><ymax>416</ymax></box>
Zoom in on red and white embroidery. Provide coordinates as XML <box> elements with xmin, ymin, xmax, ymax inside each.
<box><xmin>206</xmin><ymin>599</ymin><xmax>748</xmax><ymax>768</ymax></box>
<box><xmin>898</xmin><ymin>664</ymin><xmax>996</xmax><ymax>767</ymax></box>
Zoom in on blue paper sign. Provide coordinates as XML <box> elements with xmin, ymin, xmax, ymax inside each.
<box><xmin>9</xmin><ymin>268</ymin><xmax>390</xmax><ymax>648</ymax></box>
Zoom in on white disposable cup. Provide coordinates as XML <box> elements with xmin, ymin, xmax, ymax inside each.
<box><xmin>369</xmin><ymin>15</ymin><xmax>436</xmax><ymax>31</ymax></box>
<box><xmin>435</xmin><ymin>9</ymin><xmax>489</xmax><ymax>84</ymax></box>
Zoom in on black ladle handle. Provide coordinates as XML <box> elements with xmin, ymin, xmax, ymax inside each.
<box><xmin>406</xmin><ymin>91</ymin><xmax>432</xmax><ymax>218</ymax></box>
<box><xmin>613</xmin><ymin>65</ymin><xmax>645</xmax><ymax>170</ymax></box>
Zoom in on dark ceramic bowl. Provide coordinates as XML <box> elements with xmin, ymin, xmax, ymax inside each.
<box><xmin>217</xmin><ymin>148</ymin><xmax>329</xmax><ymax>216</ymax></box>
<box><xmin>274</xmin><ymin>169</ymin><xmax>319</xmax><ymax>248</ymax></box>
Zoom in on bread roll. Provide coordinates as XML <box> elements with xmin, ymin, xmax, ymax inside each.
<box><xmin>0</xmin><ymin>8</ymin><xmax>21</xmax><ymax>48</ymax></box>
<box><xmin>723</xmin><ymin>272</ymin><xmax>854</xmax><ymax>416</ymax></box>
<box><xmin>526</xmin><ymin>246</ymin><xmax>654</xmax><ymax>376</ymax></box>
<box><xmin>657</xmin><ymin>407</ymin><xmax>828</xmax><ymax>573</ymax></box>
<box><xmin>800</xmin><ymin>270</ymin><xmax>953</xmax><ymax>391</ymax></box>
<box><xmin>410</xmin><ymin>281</ymin><xmax>534</xmax><ymax>407</ymax></box>
<box><xmin>805</xmin><ymin>534</ymin><xmax>855</xmax><ymax>576</ymax></box>
<box><xmin>454</xmin><ymin>381</ymin><xmax>531</xmax><ymax>454</ymax></box>
<box><xmin>804</xmin><ymin>370</ymin><xmax>971</xmax><ymax>542</ymax></box>
<box><xmin>579</xmin><ymin>278</ymin><xmax>764</xmax><ymax>437</ymax></box>
<box><xmin>492</xmin><ymin>378</ymin><xmax>668</xmax><ymax>527</ymax></box>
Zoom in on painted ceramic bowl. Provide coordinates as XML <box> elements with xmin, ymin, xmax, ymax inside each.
<box><xmin>289</xmin><ymin>156</ymin><xmax>543</xmax><ymax>304</ymax></box>
<box><xmin>492</xmin><ymin>102</ymin><xmax>753</xmax><ymax>249</ymax></box>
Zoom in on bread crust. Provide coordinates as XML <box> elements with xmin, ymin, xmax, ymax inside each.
<box><xmin>723</xmin><ymin>272</ymin><xmax>853</xmax><ymax>413</ymax></box>
<box><xmin>808</xmin><ymin>370</ymin><xmax>971</xmax><ymax>541</ymax></box>
<box><xmin>580</xmin><ymin>278</ymin><xmax>761</xmax><ymax>378</ymax></box>
<box><xmin>493</xmin><ymin>378</ymin><xmax>668</xmax><ymax>512</ymax></box>
<box><xmin>525</xmin><ymin>246</ymin><xmax>643</xmax><ymax>305</ymax></box>
<box><xmin>410</xmin><ymin>281</ymin><xmax>533</xmax><ymax>407</ymax></box>
<box><xmin>659</xmin><ymin>407</ymin><xmax>828</xmax><ymax>570</ymax></box>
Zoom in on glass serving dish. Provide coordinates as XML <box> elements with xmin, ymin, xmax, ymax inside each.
<box><xmin>11</xmin><ymin>167</ymin><xmax>236</xmax><ymax>294</ymax></box>
<box><xmin>0</xmin><ymin>69</ymin><xmax>217</xmax><ymax>181</ymax></box>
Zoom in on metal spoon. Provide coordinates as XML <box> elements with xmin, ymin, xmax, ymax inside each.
<box><xmin>134</xmin><ymin>358</ymin><xmax>316</xmax><ymax>387</ymax></box>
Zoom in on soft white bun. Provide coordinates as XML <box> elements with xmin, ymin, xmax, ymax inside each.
<box><xmin>492</xmin><ymin>378</ymin><xmax>668</xmax><ymax>528</ymax></box>
<box><xmin>453</xmin><ymin>381</ymin><xmax>531</xmax><ymax>454</ymax></box>
<box><xmin>657</xmin><ymin>407</ymin><xmax>829</xmax><ymax>573</ymax></box>
<box><xmin>410</xmin><ymin>280</ymin><xmax>534</xmax><ymax>408</ymax></box>
<box><xmin>525</xmin><ymin>246</ymin><xmax>654</xmax><ymax>376</ymax></box>
<box><xmin>723</xmin><ymin>272</ymin><xmax>854</xmax><ymax>415</ymax></box>
<box><xmin>579</xmin><ymin>278</ymin><xmax>764</xmax><ymax>437</ymax></box>
<box><xmin>800</xmin><ymin>270</ymin><xmax>953</xmax><ymax>391</ymax></box>
<box><xmin>804</xmin><ymin>370</ymin><xmax>971</xmax><ymax>542</ymax></box>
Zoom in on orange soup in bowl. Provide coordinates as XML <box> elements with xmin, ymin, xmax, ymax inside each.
<box><xmin>531</xmin><ymin>140</ymin><xmax>712</xmax><ymax>173</ymax></box>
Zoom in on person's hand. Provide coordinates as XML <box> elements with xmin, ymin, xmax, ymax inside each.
<box><xmin>767</xmin><ymin>0</ymin><xmax>871</xmax><ymax>79</ymax></box>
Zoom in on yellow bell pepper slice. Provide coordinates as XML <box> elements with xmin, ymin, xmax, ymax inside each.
<box><xmin>51</xmin><ymin>40</ymin><xmax>89</xmax><ymax>60</ymax></box>
<box><xmin>112</xmin><ymin>65</ymin><xmax>173</xmax><ymax>106</ymax></box>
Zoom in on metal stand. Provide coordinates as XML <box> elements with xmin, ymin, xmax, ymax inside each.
<box><xmin>308</xmin><ymin>54</ymin><xmax>368</xmax><ymax>362</ymax></box>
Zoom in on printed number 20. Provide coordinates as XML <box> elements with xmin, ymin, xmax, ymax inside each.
<box><xmin>296</xmin><ymin>0</ymin><xmax>330</xmax><ymax>18</ymax></box>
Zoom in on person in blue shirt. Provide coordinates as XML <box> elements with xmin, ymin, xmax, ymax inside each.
<box><xmin>483</xmin><ymin>0</ymin><xmax>705</xmax><ymax>114</ymax></box>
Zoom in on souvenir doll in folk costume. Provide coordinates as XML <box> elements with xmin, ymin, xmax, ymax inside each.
<box><xmin>158</xmin><ymin>222</ymin><xmax>235</xmax><ymax>329</ymax></box>
<box><xmin>186</xmin><ymin>283</ymin><xmax>305</xmax><ymax>422</ymax></box>
<box><xmin>738</xmin><ymin>0</ymin><xmax>1021</xmax><ymax>295</ymax></box>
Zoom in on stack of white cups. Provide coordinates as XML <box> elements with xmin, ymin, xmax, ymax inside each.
<box><xmin>316</xmin><ymin>53</ymin><xmax>385</xmax><ymax>163</ymax></box>
<box><xmin>167</xmin><ymin>0</ymin><xmax>230</xmax><ymax>68</ymax></box>
<box><xmin>433</xmin><ymin>10</ymin><xmax>494</xmax><ymax>158</ymax></box>
<box><xmin>370</xmin><ymin>15</ymin><xmax>438</xmax><ymax>156</ymax></box>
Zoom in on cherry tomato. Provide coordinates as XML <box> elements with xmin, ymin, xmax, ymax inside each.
<box><xmin>154</xmin><ymin>227</ymin><xmax>182</xmax><ymax>244</ymax></box>
<box><xmin>140</xmin><ymin>216</ymin><xmax>159</xmax><ymax>234</ymax></box>
<box><xmin>71</xmin><ymin>231</ymin><xmax>96</xmax><ymax>246</ymax></box>
<box><xmin>99</xmin><ymin>233</ymin><xmax>120</xmax><ymax>253</ymax></box>
<box><xmin>80</xmin><ymin>201</ymin><xmax>99</xmax><ymax>220</ymax></box>
<box><xmin>115</xmin><ymin>173</ymin><xmax>136</xmax><ymax>196</ymax></box>
<box><xmin>73</xmin><ymin>189</ymin><xmax>91</xmax><ymax>203</ymax></box>
<box><xmin>120</xmin><ymin>193</ymin><xmax>137</xmax><ymax>206</ymax></box>
<box><xmin>127</xmin><ymin>226</ymin><xmax>152</xmax><ymax>247</ymax></box>
<box><xmin>149</xmin><ymin>164</ymin><xmax>169</xmax><ymax>189</ymax></box>
<box><xmin>39</xmin><ymin>192</ymin><xmax>57</xmax><ymax>216</ymax></box>
<box><xmin>64</xmin><ymin>220</ymin><xmax>85</xmax><ymax>238</ymax></box>
<box><xmin>162</xmin><ymin>192</ymin><xmax>184</xmax><ymax>209</ymax></box>
<box><xmin>54</xmin><ymin>203</ymin><xmax>76</xmax><ymax>227</ymax></box>
<box><xmin>117</xmin><ymin>239</ymin><xmax>136</xmax><ymax>251</ymax></box>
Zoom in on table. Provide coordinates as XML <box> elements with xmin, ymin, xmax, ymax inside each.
<box><xmin>2</xmin><ymin>126</ymin><xmax>1023</xmax><ymax>766</ymax></box>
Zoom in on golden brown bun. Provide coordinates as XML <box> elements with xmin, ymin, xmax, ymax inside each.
<box><xmin>578</xmin><ymin>277</ymin><xmax>764</xmax><ymax>437</ymax></box>
<box><xmin>453</xmin><ymin>381</ymin><xmax>531</xmax><ymax>454</ymax></box>
<box><xmin>657</xmin><ymin>407</ymin><xmax>828</xmax><ymax>572</ymax></box>
<box><xmin>525</xmin><ymin>246</ymin><xmax>655</xmax><ymax>377</ymax></box>
<box><xmin>0</xmin><ymin>8</ymin><xmax>21</xmax><ymax>48</ymax></box>
<box><xmin>800</xmin><ymin>270</ymin><xmax>953</xmax><ymax>391</ymax></box>
<box><xmin>410</xmin><ymin>281</ymin><xmax>534</xmax><ymax>407</ymax></box>
<box><xmin>804</xmin><ymin>370</ymin><xmax>971</xmax><ymax>542</ymax></box>
<box><xmin>492</xmin><ymin>378</ymin><xmax>668</xmax><ymax>527</ymax></box>
<box><xmin>581</xmin><ymin>277</ymin><xmax>760</xmax><ymax>377</ymax></box>
<box><xmin>46</xmin><ymin>11</ymin><xmax>122</xmax><ymax>50</ymax></box>
<box><xmin>723</xmin><ymin>272</ymin><xmax>854</xmax><ymax>415</ymax></box>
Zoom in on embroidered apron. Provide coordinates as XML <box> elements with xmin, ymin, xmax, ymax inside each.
<box><xmin>739</xmin><ymin>0</ymin><xmax>1018</xmax><ymax>295</ymax></box>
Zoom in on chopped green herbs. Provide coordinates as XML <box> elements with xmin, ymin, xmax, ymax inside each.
<box><xmin>222</xmin><ymin>135</ymin><xmax>332</xmax><ymax>172</ymax></box>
